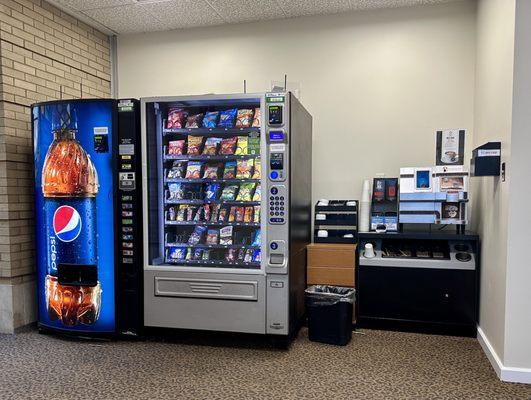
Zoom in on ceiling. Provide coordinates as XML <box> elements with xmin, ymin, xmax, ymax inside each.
<box><xmin>48</xmin><ymin>0</ymin><xmax>461</xmax><ymax>35</ymax></box>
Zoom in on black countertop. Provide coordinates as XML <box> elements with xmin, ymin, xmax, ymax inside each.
<box><xmin>358</xmin><ymin>229</ymin><xmax>479</xmax><ymax>241</ymax></box>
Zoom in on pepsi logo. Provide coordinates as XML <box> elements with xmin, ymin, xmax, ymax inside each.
<box><xmin>53</xmin><ymin>205</ymin><xmax>82</xmax><ymax>242</ymax></box>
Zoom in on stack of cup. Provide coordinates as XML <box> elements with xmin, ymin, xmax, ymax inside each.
<box><xmin>359</xmin><ymin>179</ymin><xmax>371</xmax><ymax>232</ymax></box>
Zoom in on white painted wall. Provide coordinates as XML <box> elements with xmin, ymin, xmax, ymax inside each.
<box><xmin>472</xmin><ymin>0</ymin><xmax>515</xmax><ymax>365</ymax></box>
<box><xmin>504</xmin><ymin>0</ymin><xmax>531</xmax><ymax>371</ymax></box>
<box><xmin>116</xmin><ymin>1</ymin><xmax>476</xmax><ymax>204</ymax></box>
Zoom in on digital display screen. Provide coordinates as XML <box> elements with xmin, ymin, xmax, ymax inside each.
<box><xmin>416</xmin><ymin>170</ymin><xmax>431</xmax><ymax>189</ymax></box>
<box><xmin>270</xmin><ymin>153</ymin><xmax>284</xmax><ymax>170</ymax></box>
<box><xmin>268</xmin><ymin>105</ymin><xmax>283</xmax><ymax>125</ymax></box>
<box><xmin>269</xmin><ymin>131</ymin><xmax>284</xmax><ymax>141</ymax></box>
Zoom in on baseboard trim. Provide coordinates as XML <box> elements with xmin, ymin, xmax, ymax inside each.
<box><xmin>477</xmin><ymin>327</ymin><xmax>531</xmax><ymax>384</ymax></box>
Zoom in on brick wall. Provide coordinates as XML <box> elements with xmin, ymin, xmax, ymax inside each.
<box><xmin>0</xmin><ymin>0</ymin><xmax>111</xmax><ymax>333</ymax></box>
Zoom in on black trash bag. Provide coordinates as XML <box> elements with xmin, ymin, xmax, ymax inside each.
<box><xmin>305</xmin><ymin>285</ymin><xmax>355</xmax><ymax>306</ymax></box>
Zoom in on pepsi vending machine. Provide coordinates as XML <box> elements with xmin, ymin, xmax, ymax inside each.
<box><xmin>32</xmin><ymin>99</ymin><xmax>143</xmax><ymax>337</ymax></box>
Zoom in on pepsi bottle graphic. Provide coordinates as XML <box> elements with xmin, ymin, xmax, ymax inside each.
<box><xmin>43</xmin><ymin>104</ymin><xmax>102</xmax><ymax>326</ymax></box>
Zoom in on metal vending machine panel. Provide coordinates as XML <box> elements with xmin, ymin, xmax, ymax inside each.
<box><xmin>33</xmin><ymin>100</ymin><xmax>117</xmax><ymax>334</ymax></box>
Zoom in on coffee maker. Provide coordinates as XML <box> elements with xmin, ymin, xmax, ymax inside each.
<box><xmin>370</xmin><ymin>177</ymin><xmax>399</xmax><ymax>232</ymax></box>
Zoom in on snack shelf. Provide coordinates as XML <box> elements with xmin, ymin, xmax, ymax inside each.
<box><xmin>165</xmin><ymin>243</ymin><xmax>260</xmax><ymax>249</ymax></box>
<box><xmin>165</xmin><ymin>221</ymin><xmax>260</xmax><ymax>227</ymax></box>
<box><xmin>164</xmin><ymin>154</ymin><xmax>259</xmax><ymax>161</ymax></box>
<box><xmin>164</xmin><ymin>199</ymin><xmax>260</xmax><ymax>206</ymax></box>
<box><xmin>165</xmin><ymin>178</ymin><xmax>260</xmax><ymax>184</ymax></box>
<box><xmin>163</xmin><ymin>127</ymin><xmax>260</xmax><ymax>136</ymax></box>
<box><xmin>164</xmin><ymin>259</ymin><xmax>261</xmax><ymax>268</ymax></box>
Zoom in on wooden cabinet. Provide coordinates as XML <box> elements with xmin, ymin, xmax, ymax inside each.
<box><xmin>307</xmin><ymin>243</ymin><xmax>356</xmax><ymax>287</ymax></box>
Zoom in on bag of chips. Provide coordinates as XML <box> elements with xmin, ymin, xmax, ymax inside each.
<box><xmin>251</xmin><ymin>107</ymin><xmax>261</xmax><ymax>127</ymax></box>
<box><xmin>188</xmin><ymin>225</ymin><xmax>207</xmax><ymax>245</ymax></box>
<box><xmin>168</xmin><ymin>140</ymin><xmax>185</xmax><ymax>155</ymax></box>
<box><xmin>186</xmin><ymin>247</ymin><xmax>193</xmax><ymax>261</ymax></box>
<box><xmin>218</xmin><ymin>206</ymin><xmax>228</xmax><ymax>222</ymax></box>
<box><xmin>193</xmin><ymin>206</ymin><xmax>203</xmax><ymax>221</ymax></box>
<box><xmin>186</xmin><ymin>206</ymin><xmax>196</xmax><ymax>221</ymax></box>
<box><xmin>203</xmin><ymin>111</ymin><xmax>219</xmax><ymax>128</ymax></box>
<box><xmin>206</xmin><ymin>229</ymin><xmax>219</xmax><ymax>245</ymax></box>
<box><xmin>236</xmin><ymin>182</ymin><xmax>255</xmax><ymax>201</ymax></box>
<box><xmin>220</xmin><ymin>184</ymin><xmax>238</xmax><ymax>201</ymax></box>
<box><xmin>193</xmin><ymin>248</ymin><xmax>203</xmax><ymax>260</ymax></box>
<box><xmin>202</xmin><ymin>249</ymin><xmax>211</xmax><ymax>261</ymax></box>
<box><xmin>248</xmin><ymin>137</ymin><xmax>260</xmax><ymax>155</ymax></box>
<box><xmin>228</xmin><ymin>206</ymin><xmax>236</xmax><ymax>223</ymax></box>
<box><xmin>167</xmin><ymin>108</ymin><xmax>186</xmax><ymax>129</ymax></box>
<box><xmin>203</xmin><ymin>163</ymin><xmax>220</xmax><ymax>179</ymax></box>
<box><xmin>223</xmin><ymin>161</ymin><xmax>237</xmax><ymax>179</ymax></box>
<box><xmin>225</xmin><ymin>248</ymin><xmax>237</xmax><ymax>263</ymax></box>
<box><xmin>168</xmin><ymin>246</ymin><xmax>186</xmax><ymax>261</ymax></box>
<box><xmin>236</xmin><ymin>159</ymin><xmax>252</xmax><ymax>179</ymax></box>
<box><xmin>167</xmin><ymin>161</ymin><xmax>186</xmax><ymax>179</ymax></box>
<box><xmin>205</xmin><ymin>183</ymin><xmax>220</xmax><ymax>201</ymax></box>
<box><xmin>235</xmin><ymin>206</ymin><xmax>245</xmax><ymax>222</ymax></box>
<box><xmin>168</xmin><ymin>183</ymin><xmax>184</xmax><ymax>200</ymax></box>
<box><xmin>176</xmin><ymin>206</ymin><xmax>186</xmax><ymax>222</ymax></box>
<box><xmin>244</xmin><ymin>206</ymin><xmax>253</xmax><ymax>223</ymax></box>
<box><xmin>244</xmin><ymin>249</ymin><xmax>255</xmax><ymax>263</ymax></box>
<box><xmin>220</xmin><ymin>226</ymin><xmax>233</xmax><ymax>245</ymax></box>
<box><xmin>220</xmin><ymin>137</ymin><xmax>237</xmax><ymax>155</ymax></box>
<box><xmin>218</xmin><ymin>108</ymin><xmax>237</xmax><ymax>128</ymax></box>
<box><xmin>235</xmin><ymin>136</ymin><xmax>248</xmax><ymax>155</ymax></box>
<box><xmin>253</xmin><ymin>206</ymin><xmax>260</xmax><ymax>223</ymax></box>
<box><xmin>252</xmin><ymin>184</ymin><xmax>261</xmax><ymax>202</ymax></box>
<box><xmin>235</xmin><ymin>109</ymin><xmax>253</xmax><ymax>128</ymax></box>
<box><xmin>252</xmin><ymin>159</ymin><xmax>261</xmax><ymax>179</ymax></box>
<box><xmin>252</xmin><ymin>229</ymin><xmax>261</xmax><ymax>247</ymax></box>
<box><xmin>252</xmin><ymin>248</ymin><xmax>261</xmax><ymax>262</ymax></box>
<box><xmin>238</xmin><ymin>248</ymin><xmax>246</xmax><ymax>262</ymax></box>
<box><xmin>187</xmin><ymin>135</ymin><xmax>203</xmax><ymax>155</ymax></box>
<box><xmin>185</xmin><ymin>161</ymin><xmax>202</xmax><ymax>179</ymax></box>
<box><xmin>202</xmin><ymin>137</ymin><xmax>222</xmax><ymax>155</ymax></box>
<box><xmin>185</xmin><ymin>113</ymin><xmax>203</xmax><ymax>129</ymax></box>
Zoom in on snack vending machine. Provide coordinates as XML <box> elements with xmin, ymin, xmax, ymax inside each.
<box><xmin>141</xmin><ymin>92</ymin><xmax>312</xmax><ymax>341</ymax></box>
<box><xmin>32</xmin><ymin>99</ymin><xmax>143</xmax><ymax>337</ymax></box>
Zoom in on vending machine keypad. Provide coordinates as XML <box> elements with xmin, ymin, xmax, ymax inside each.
<box><xmin>269</xmin><ymin>186</ymin><xmax>286</xmax><ymax>224</ymax></box>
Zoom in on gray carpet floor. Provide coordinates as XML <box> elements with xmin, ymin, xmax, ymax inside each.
<box><xmin>0</xmin><ymin>327</ymin><xmax>530</xmax><ymax>400</ymax></box>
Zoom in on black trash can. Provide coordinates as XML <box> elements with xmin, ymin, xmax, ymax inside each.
<box><xmin>305</xmin><ymin>285</ymin><xmax>355</xmax><ymax>346</ymax></box>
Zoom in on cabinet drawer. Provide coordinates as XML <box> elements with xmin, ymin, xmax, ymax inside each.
<box><xmin>307</xmin><ymin>267</ymin><xmax>354</xmax><ymax>287</ymax></box>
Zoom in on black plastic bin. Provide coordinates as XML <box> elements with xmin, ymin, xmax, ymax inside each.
<box><xmin>305</xmin><ymin>285</ymin><xmax>355</xmax><ymax>346</ymax></box>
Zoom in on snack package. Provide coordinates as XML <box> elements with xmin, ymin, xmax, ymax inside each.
<box><xmin>167</xmin><ymin>108</ymin><xmax>186</xmax><ymax>129</ymax></box>
<box><xmin>168</xmin><ymin>183</ymin><xmax>184</xmax><ymax>200</ymax></box>
<box><xmin>167</xmin><ymin>206</ymin><xmax>177</xmax><ymax>221</ymax></box>
<box><xmin>220</xmin><ymin>184</ymin><xmax>239</xmax><ymax>201</ymax></box>
<box><xmin>187</xmin><ymin>135</ymin><xmax>203</xmax><ymax>155</ymax></box>
<box><xmin>236</xmin><ymin>182</ymin><xmax>255</xmax><ymax>202</ymax></box>
<box><xmin>252</xmin><ymin>160</ymin><xmax>260</xmax><ymax>180</ymax></box>
<box><xmin>193</xmin><ymin>206</ymin><xmax>203</xmax><ymax>222</ymax></box>
<box><xmin>252</xmin><ymin>229</ymin><xmax>261</xmax><ymax>247</ymax></box>
<box><xmin>220</xmin><ymin>226</ymin><xmax>233</xmax><ymax>245</ymax></box>
<box><xmin>188</xmin><ymin>225</ymin><xmax>207</xmax><ymax>245</ymax></box>
<box><xmin>244</xmin><ymin>248</ymin><xmax>254</xmax><ymax>263</ymax></box>
<box><xmin>235</xmin><ymin>206</ymin><xmax>245</xmax><ymax>222</ymax></box>
<box><xmin>203</xmin><ymin>111</ymin><xmax>219</xmax><ymax>128</ymax></box>
<box><xmin>228</xmin><ymin>206</ymin><xmax>236</xmax><ymax>223</ymax></box>
<box><xmin>167</xmin><ymin>161</ymin><xmax>186</xmax><ymax>179</ymax></box>
<box><xmin>202</xmin><ymin>249</ymin><xmax>211</xmax><ymax>261</ymax></box>
<box><xmin>203</xmin><ymin>163</ymin><xmax>220</xmax><ymax>179</ymax></box>
<box><xmin>223</xmin><ymin>161</ymin><xmax>237</xmax><ymax>179</ymax></box>
<box><xmin>218</xmin><ymin>206</ymin><xmax>228</xmax><ymax>222</ymax></box>
<box><xmin>205</xmin><ymin>183</ymin><xmax>220</xmax><ymax>201</ymax></box>
<box><xmin>236</xmin><ymin>159</ymin><xmax>252</xmax><ymax>179</ymax></box>
<box><xmin>248</xmin><ymin>137</ymin><xmax>260</xmax><ymax>155</ymax></box>
<box><xmin>251</xmin><ymin>108</ymin><xmax>261</xmax><ymax>127</ymax></box>
<box><xmin>186</xmin><ymin>206</ymin><xmax>196</xmax><ymax>222</ymax></box>
<box><xmin>235</xmin><ymin>109</ymin><xmax>253</xmax><ymax>128</ymax></box>
<box><xmin>234</xmin><ymin>136</ymin><xmax>248</xmax><ymax>155</ymax></box>
<box><xmin>252</xmin><ymin>248</ymin><xmax>261</xmax><ymax>262</ymax></box>
<box><xmin>176</xmin><ymin>206</ymin><xmax>186</xmax><ymax>222</ymax></box>
<box><xmin>238</xmin><ymin>248</ymin><xmax>246</xmax><ymax>263</ymax></box>
<box><xmin>185</xmin><ymin>113</ymin><xmax>203</xmax><ymax>129</ymax></box>
<box><xmin>193</xmin><ymin>248</ymin><xmax>203</xmax><ymax>260</ymax></box>
<box><xmin>185</xmin><ymin>161</ymin><xmax>202</xmax><ymax>179</ymax></box>
<box><xmin>218</xmin><ymin>108</ymin><xmax>237</xmax><ymax>128</ymax></box>
<box><xmin>206</xmin><ymin>229</ymin><xmax>219</xmax><ymax>245</ymax></box>
<box><xmin>168</xmin><ymin>246</ymin><xmax>186</xmax><ymax>261</ymax></box>
<box><xmin>252</xmin><ymin>184</ymin><xmax>261</xmax><ymax>202</ymax></box>
<box><xmin>244</xmin><ymin>206</ymin><xmax>253</xmax><ymax>223</ymax></box>
<box><xmin>186</xmin><ymin>247</ymin><xmax>193</xmax><ymax>261</ymax></box>
<box><xmin>253</xmin><ymin>206</ymin><xmax>260</xmax><ymax>223</ymax></box>
<box><xmin>210</xmin><ymin>204</ymin><xmax>220</xmax><ymax>222</ymax></box>
<box><xmin>219</xmin><ymin>137</ymin><xmax>237</xmax><ymax>155</ymax></box>
<box><xmin>225</xmin><ymin>248</ymin><xmax>237</xmax><ymax>263</ymax></box>
<box><xmin>202</xmin><ymin>137</ymin><xmax>222</xmax><ymax>155</ymax></box>
<box><xmin>203</xmin><ymin>204</ymin><xmax>211</xmax><ymax>222</ymax></box>
<box><xmin>168</xmin><ymin>140</ymin><xmax>185</xmax><ymax>155</ymax></box>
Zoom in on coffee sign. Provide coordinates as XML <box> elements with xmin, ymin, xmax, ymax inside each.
<box><xmin>436</xmin><ymin>129</ymin><xmax>465</xmax><ymax>166</ymax></box>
